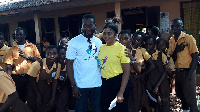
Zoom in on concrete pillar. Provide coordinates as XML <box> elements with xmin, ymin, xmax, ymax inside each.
<box><xmin>115</xmin><ymin>1</ymin><xmax>121</xmax><ymax>32</ymax></box>
<box><xmin>8</xmin><ymin>22</ymin><xmax>18</xmax><ymax>46</ymax></box>
<box><xmin>34</xmin><ymin>13</ymin><xmax>41</xmax><ymax>43</ymax></box>
<box><xmin>54</xmin><ymin>17</ymin><xmax>60</xmax><ymax>45</ymax></box>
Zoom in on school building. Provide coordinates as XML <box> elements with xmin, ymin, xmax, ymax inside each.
<box><xmin>0</xmin><ymin>0</ymin><xmax>199</xmax><ymax>48</ymax></box>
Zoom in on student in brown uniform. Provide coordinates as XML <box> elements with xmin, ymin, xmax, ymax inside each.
<box><xmin>169</xmin><ymin>18</ymin><xmax>199</xmax><ymax>112</ymax></box>
<box><xmin>42</xmin><ymin>35</ymin><xmax>50</xmax><ymax>58</ymax></box>
<box><xmin>56</xmin><ymin>46</ymin><xmax>69</xmax><ymax>112</ymax></box>
<box><xmin>145</xmin><ymin>35</ymin><xmax>170</xmax><ymax>112</ymax></box>
<box><xmin>0</xmin><ymin>32</ymin><xmax>10</xmax><ymax>71</ymax></box>
<box><xmin>27</xmin><ymin>45</ymin><xmax>61</xmax><ymax>112</ymax></box>
<box><xmin>0</xmin><ymin>66</ymin><xmax>18</xmax><ymax>112</ymax></box>
<box><xmin>125</xmin><ymin>31</ymin><xmax>154</xmax><ymax>112</ymax></box>
<box><xmin>4</xmin><ymin>27</ymin><xmax>41</xmax><ymax>102</ymax></box>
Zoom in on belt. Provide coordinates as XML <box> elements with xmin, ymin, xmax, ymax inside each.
<box><xmin>176</xmin><ymin>68</ymin><xmax>190</xmax><ymax>72</ymax></box>
<box><xmin>12</xmin><ymin>74</ymin><xmax>28</xmax><ymax>77</ymax></box>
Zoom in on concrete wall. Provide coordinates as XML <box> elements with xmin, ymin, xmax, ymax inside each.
<box><xmin>0</xmin><ymin>0</ymin><xmax>191</xmax><ymax>43</ymax></box>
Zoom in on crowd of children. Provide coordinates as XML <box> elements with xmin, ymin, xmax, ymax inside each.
<box><xmin>0</xmin><ymin>14</ymin><xmax>199</xmax><ymax>112</ymax></box>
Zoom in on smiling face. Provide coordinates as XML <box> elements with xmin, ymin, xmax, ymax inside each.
<box><xmin>46</xmin><ymin>48</ymin><xmax>58</xmax><ymax>64</ymax></box>
<box><xmin>82</xmin><ymin>18</ymin><xmax>96</xmax><ymax>38</ymax></box>
<box><xmin>119</xmin><ymin>33</ymin><xmax>131</xmax><ymax>48</ymax></box>
<box><xmin>157</xmin><ymin>40</ymin><xmax>167</xmax><ymax>52</ymax></box>
<box><xmin>103</xmin><ymin>28</ymin><xmax>116</xmax><ymax>46</ymax></box>
<box><xmin>132</xmin><ymin>34</ymin><xmax>143</xmax><ymax>48</ymax></box>
<box><xmin>145</xmin><ymin>38</ymin><xmax>156</xmax><ymax>54</ymax></box>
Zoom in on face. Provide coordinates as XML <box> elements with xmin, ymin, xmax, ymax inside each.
<box><xmin>157</xmin><ymin>40</ymin><xmax>166</xmax><ymax>51</ymax></box>
<box><xmin>82</xmin><ymin>18</ymin><xmax>96</xmax><ymax>38</ymax></box>
<box><xmin>132</xmin><ymin>34</ymin><xmax>143</xmax><ymax>48</ymax></box>
<box><xmin>119</xmin><ymin>33</ymin><xmax>131</xmax><ymax>48</ymax></box>
<box><xmin>145</xmin><ymin>38</ymin><xmax>155</xmax><ymax>53</ymax></box>
<box><xmin>60</xmin><ymin>38</ymin><xmax>68</xmax><ymax>48</ymax></box>
<box><xmin>58</xmin><ymin>49</ymin><xmax>66</xmax><ymax>63</ymax></box>
<box><xmin>14</xmin><ymin>29</ymin><xmax>25</xmax><ymax>43</ymax></box>
<box><xmin>171</xmin><ymin>20</ymin><xmax>183</xmax><ymax>35</ymax></box>
<box><xmin>103</xmin><ymin>28</ymin><xmax>116</xmax><ymax>45</ymax></box>
<box><xmin>0</xmin><ymin>36</ymin><xmax>5</xmax><ymax>47</ymax></box>
<box><xmin>46</xmin><ymin>48</ymin><xmax>58</xmax><ymax>63</ymax></box>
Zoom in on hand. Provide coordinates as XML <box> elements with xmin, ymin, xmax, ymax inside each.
<box><xmin>153</xmin><ymin>86</ymin><xmax>158</xmax><ymax>94</ymax></box>
<box><xmin>125</xmin><ymin>48</ymin><xmax>136</xmax><ymax>61</ymax></box>
<box><xmin>117</xmin><ymin>92</ymin><xmax>124</xmax><ymax>103</ymax></box>
<box><xmin>19</xmin><ymin>50</ymin><xmax>29</xmax><ymax>59</ymax></box>
<box><xmin>175</xmin><ymin>42</ymin><xmax>188</xmax><ymax>53</ymax></box>
<box><xmin>72</xmin><ymin>86</ymin><xmax>81</xmax><ymax>98</ymax></box>
<box><xmin>47</xmin><ymin>98</ymin><xmax>55</xmax><ymax>108</ymax></box>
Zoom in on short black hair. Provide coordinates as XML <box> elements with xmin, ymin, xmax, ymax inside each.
<box><xmin>145</xmin><ymin>35</ymin><xmax>157</xmax><ymax>44</ymax></box>
<box><xmin>119</xmin><ymin>30</ymin><xmax>131</xmax><ymax>38</ymax></box>
<box><xmin>157</xmin><ymin>37</ymin><xmax>168</xmax><ymax>47</ymax></box>
<box><xmin>82</xmin><ymin>14</ymin><xmax>96</xmax><ymax>24</ymax></box>
<box><xmin>15</xmin><ymin>27</ymin><xmax>26</xmax><ymax>34</ymax></box>
<box><xmin>133</xmin><ymin>31</ymin><xmax>145</xmax><ymax>40</ymax></box>
<box><xmin>0</xmin><ymin>32</ymin><xmax>4</xmax><ymax>38</ymax></box>
<box><xmin>103</xmin><ymin>22</ymin><xmax>118</xmax><ymax>34</ymax></box>
<box><xmin>151</xmin><ymin>26</ymin><xmax>159</xmax><ymax>36</ymax></box>
<box><xmin>57</xmin><ymin>46</ymin><xmax>66</xmax><ymax>52</ymax></box>
<box><xmin>45</xmin><ymin>45</ymin><xmax>57</xmax><ymax>53</ymax></box>
<box><xmin>58</xmin><ymin>37</ymin><xmax>68</xmax><ymax>44</ymax></box>
<box><xmin>171</xmin><ymin>18</ymin><xmax>183</xmax><ymax>23</ymax></box>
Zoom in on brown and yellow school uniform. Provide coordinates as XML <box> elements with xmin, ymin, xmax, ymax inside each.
<box><xmin>169</xmin><ymin>31</ymin><xmax>198</xmax><ymax>110</ymax></box>
<box><xmin>56</xmin><ymin>64</ymin><xmax>71</xmax><ymax>112</ymax></box>
<box><xmin>4</xmin><ymin>41</ymin><xmax>41</xmax><ymax>75</ymax></box>
<box><xmin>27</xmin><ymin>58</ymin><xmax>61</xmax><ymax>112</ymax></box>
<box><xmin>0</xmin><ymin>68</ymin><xmax>16</xmax><ymax>103</ymax></box>
<box><xmin>129</xmin><ymin>47</ymin><xmax>151</xmax><ymax>112</ymax></box>
<box><xmin>0</xmin><ymin>45</ymin><xmax>10</xmax><ymax>70</ymax></box>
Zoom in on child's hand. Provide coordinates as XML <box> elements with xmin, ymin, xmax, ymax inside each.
<box><xmin>47</xmin><ymin>98</ymin><xmax>55</xmax><ymax>108</ymax></box>
<box><xmin>117</xmin><ymin>92</ymin><xmax>124</xmax><ymax>103</ymax></box>
<box><xmin>72</xmin><ymin>86</ymin><xmax>81</xmax><ymax>98</ymax></box>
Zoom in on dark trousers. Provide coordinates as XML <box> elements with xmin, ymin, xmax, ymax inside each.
<box><xmin>175</xmin><ymin>69</ymin><xmax>198</xmax><ymax>112</ymax></box>
<box><xmin>11</xmin><ymin>75</ymin><xmax>30</xmax><ymax>102</ymax></box>
<box><xmin>101</xmin><ymin>74</ymin><xmax>131</xmax><ymax>112</ymax></box>
<box><xmin>75</xmin><ymin>87</ymin><xmax>101</xmax><ymax>112</ymax></box>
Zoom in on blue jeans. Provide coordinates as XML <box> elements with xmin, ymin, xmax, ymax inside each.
<box><xmin>75</xmin><ymin>87</ymin><xmax>101</xmax><ymax>112</ymax></box>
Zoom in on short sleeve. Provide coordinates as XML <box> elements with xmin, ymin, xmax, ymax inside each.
<box><xmin>4</xmin><ymin>47</ymin><xmax>14</xmax><ymax>65</ymax></box>
<box><xmin>141</xmin><ymin>48</ymin><xmax>151</xmax><ymax>61</ymax></box>
<box><xmin>33</xmin><ymin>45</ymin><xmax>41</xmax><ymax>58</ymax></box>
<box><xmin>187</xmin><ymin>36</ymin><xmax>199</xmax><ymax>54</ymax></box>
<box><xmin>66</xmin><ymin>40</ymin><xmax>76</xmax><ymax>60</ymax></box>
<box><xmin>120</xmin><ymin>46</ymin><xmax>130</xmax><ymax>63</ymax></box>
<box><xmin>0</xmin><ymin>75</ymin><xmax>16</xmax><ymax>96</ymax></box>
<box><xmin>54</xmin><ymin>63</ymin><xmax>61</xmax><ymax>79</ymax></box>
<box><xmin>27</xmin><ymin>61</ymin><xmax>40</xmax><ymax>78</ymax></box>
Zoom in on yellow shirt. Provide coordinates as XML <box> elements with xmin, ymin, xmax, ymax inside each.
<box><xmin>151</xmin><ymin>50</ymin><xmax>167</xmax><ymax>64</ymax></box>
<box><xmin>130</xmin><ymin>47</ymin><xmax>150</xmax><ymax>73</ymax></box>
<box><xmin>4</xmin><ymin>41</ymin><xmax>41</xmax><ymax>74</ymax></box>
<box><xmin>27</xmin><ymin>58</ymin><xmax>61</xmax><ymax>82</ymax></box>
<box><xmin>0</xmin><ymin>67</ymin><xmax>16</xmax><ymax>103</ymax></box>
<box><xmin>0</xmin><ymin>45</ymin><xmax>10</xmax><ymax>70</ymax></box>
<box><xmin>98</xmin><ymin>42</ymin><xmax>130</xmax><ymax>79</ymax></box>
<box><xmin>169</xmin><ymin>32</ymin><xmax>198</xmax><ymax>68</ymax></box>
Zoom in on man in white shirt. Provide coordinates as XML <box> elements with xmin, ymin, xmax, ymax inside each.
<box><xmin>66</xmin><ymin>14</ymin><xmax>102</xmax><ymax>112</ymax></box>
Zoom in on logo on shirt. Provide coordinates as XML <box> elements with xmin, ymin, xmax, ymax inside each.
<box><xmin>97</xmin><ymin>56</ymin><xmax>108</xmax><ymax>70</ymax></box>
<box><xmin>84</xmin><ymin>43</ymin><xmax>98</xmax><ymax>61</ymax></box>
<box><xmin>59</xmin><ymin>76</ymin><xmax>65</xmax><ymax>81</ymax></box>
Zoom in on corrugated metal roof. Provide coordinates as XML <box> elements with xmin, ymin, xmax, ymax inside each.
<box><xmin>0</xmin><ymin>0</ymin><xmax>70</xmax><ymax>12</ymax></box>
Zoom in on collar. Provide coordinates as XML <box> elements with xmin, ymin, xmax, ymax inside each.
<box><xmin>0</xmin><ymin>45</ymin><xmax>7</xmax><ymax>51</ymax></box>
<box><xmin>172</xmin><ymin>31</ymin><xmax>186</xmax><ymax>42</ymax></box>
<box><xmin>14</xmin><ymin>41</ymin><xmax>31</xmax><ymax>48</ymax></box>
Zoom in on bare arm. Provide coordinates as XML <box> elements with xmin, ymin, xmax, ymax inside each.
<box><xmin>0</xmin><ymin>92</ymin><xmax>18</xmax><ymax>112</ymax></box>
<box><xmin>117</xmin><ymin>63</ymin><xmax>130</xmax><ymax>103</ymax></box>
<box><xmin>66</xmin><ymin>59</ymin><xmax>81</xmax><ymax>98</ymax></box>
<box><xmin>6</xmin><ymin>64</ymin><xmax>12</xmax><ymax>76</ymax></box>
<box><xmin>48</xmin><ymin>79</ymin><xmax>58</xmax><ymax>108</ymax></box>
<box><xmin>188</xmin><ymin>52</ymin><xmax>198</xmax><ymax>77</ymax></box>
<box><xmin>140</xmin><ymin>58</ymin><xmax>155</xmax><ymax>77</ymax></box>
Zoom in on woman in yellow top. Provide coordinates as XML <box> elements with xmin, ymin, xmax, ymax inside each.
<box><xmin>98</xmin><ymin>23</ymin><xmax>130</xmax><ymax>112</ymax></box>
